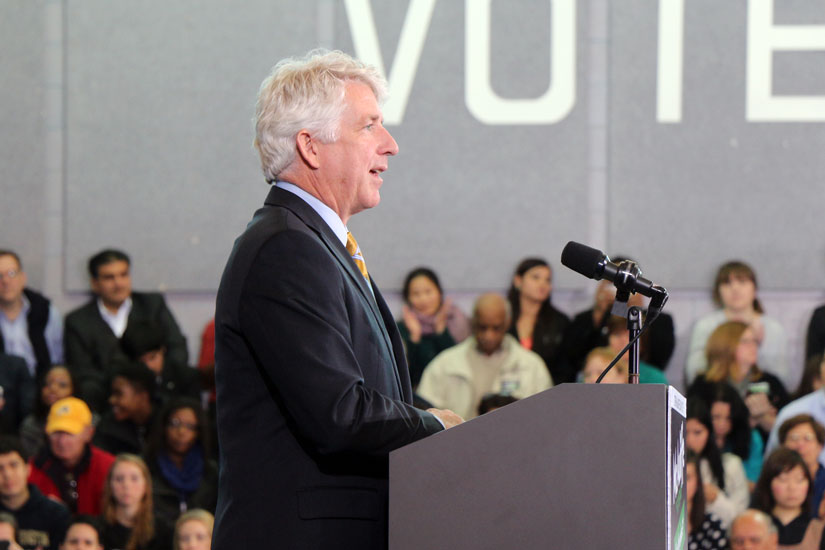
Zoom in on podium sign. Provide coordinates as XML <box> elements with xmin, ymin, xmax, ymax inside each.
<box><xmin>390</xmin><ymin>384</ymin><xmax>686</xmax><ymax>549</ymax></box>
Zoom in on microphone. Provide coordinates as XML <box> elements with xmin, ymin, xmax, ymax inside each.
<box><xmin>560</xmin><ymin>241</ymin><xmax>667</xmax><ymax>300</ymax></box>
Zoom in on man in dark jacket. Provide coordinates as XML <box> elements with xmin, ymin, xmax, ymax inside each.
<box><xmin>64</xmin><ymin>249</ymin><xmax>187</xmax><ymax>411</ymax></box>
<box><xmin>0</xmin><ymin>436</ymin><xmax>70</xmax><ymax>550</ymax></box>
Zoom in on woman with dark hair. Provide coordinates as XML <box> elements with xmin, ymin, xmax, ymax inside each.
<box><xmin>19</xmin><ymin>365</ymin><xmax>75</xmax><ymax>458</ymax></box>
<box><xmin>507</xmin><ymin>258</ymin><xmax>571</xmax><ymax>384</ymax></box>
<box><xmin>706</xmin><ymin>383</ymin><xmax>765</xmax><ymax>484</ymax></box>
<box><xmin>686</xmin><ymin>398</ymin><xmax>749</xmax><ymax>527</ymax></box>
<box><xmin>779</xmin><ymin>414</ymin><xmax>825</xmax><ymax>518</ymax></box>
<box><xmin>688</xmin><ymin>321</ymin><xmax>789</xmax><ymax>442</ymax></box>
<box><xmin>686</xmin><ymin>450</ymin><xmax>728</xmax><ymax>549</ymax></box>
<box><xmin>61</xmin><ymin>516</ymin><xmax>103</xmax><ymax>550</ymax></box>
<box><xmin>686</xmin><ymin>261</ymin><xmax>788</xmax><ymax>386</ymax></box>
<box><xmin>752</xmin><ymin>448</ymin><xmax>825</xmax><ymax>547</ymax></box>
<box><xmin>100</xmin><ymin>453</ymin><xmax>173</xmax><ymax>550</ymax></box>
<box><xmin>144</xmin><ymin>398</ymin><xmax>217</xmax><ymax>527</ymax></box>
<box><xmin>396</xmin><ymin>267</ymin><xmax>470</xmax><ymax>388</ymax></box>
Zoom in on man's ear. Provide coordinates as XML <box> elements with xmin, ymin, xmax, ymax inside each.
<box><xmin>295</xmin><ymin>129</ymin><xmax>321</xmax><ymax>169</ymax></box>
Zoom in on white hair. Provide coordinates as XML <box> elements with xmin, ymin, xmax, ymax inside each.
<box><xmin>253</xmin><ymin>49</ymin><xmax>388</xmax><ymax>183</ymax></box>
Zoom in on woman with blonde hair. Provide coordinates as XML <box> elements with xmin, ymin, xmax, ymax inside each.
<box><xmin>688</xmin><ymin>320</ymin><xmax>789</xmax><ymax>442</ymax></box>
<box><xmin>174</xmin><ymin>509</ymin><xmax>213</xmax><ymax>550</ymax></box>
<box><xmin>100</xmin><ymin>454</ymin><xmax>172</xmax><ymax>550</ymax></box>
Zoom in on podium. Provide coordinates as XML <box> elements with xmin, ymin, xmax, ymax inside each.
<box><xmin>389</xmin><ymin>384</ymin><xmax>686</xmax><ymax>550</ymax></box>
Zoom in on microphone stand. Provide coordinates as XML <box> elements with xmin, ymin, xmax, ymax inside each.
<box><xmin>627</xmin><ymin>306</ymin><xmax>642</xmax><ymax>385</ymax></box>
<box><xmin>608</xmin><ymin>260</ymin><xmax>644</xmax><ymax>385</ymax></box>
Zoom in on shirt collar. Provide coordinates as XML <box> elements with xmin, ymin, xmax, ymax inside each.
<box><xmin>276</xmin><ymin>181</ymin><xmax>348</xmax><ymax>248</ymax></box>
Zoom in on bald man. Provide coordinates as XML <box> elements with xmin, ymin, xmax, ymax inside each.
<box><xmin>417</xmin><ymin>293</ymin><xmax>552</xmax><ymax>419</ymax></box>
<box><xmin>729</xmin><ymin>510</ymin><xmax>778</xmax><ymax>550</ymax></box>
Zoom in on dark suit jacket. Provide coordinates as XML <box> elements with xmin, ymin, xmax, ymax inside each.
<box><xmin>212</xmin><ymin>187</ymin><xmax>442</xmax><ymax>550</ymax></box>
<box><xmin>0</xmin><ymin>353</ymin><xmax>35</xmax><ymax>433</ymax></box>
<box><xmin>64</xmin><ymin>292</ymin><xmax>188</xmax><ymax>410</ymax></box>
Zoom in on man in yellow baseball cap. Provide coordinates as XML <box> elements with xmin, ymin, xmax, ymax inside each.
<box><xmin>28</xmin><ymin>397</ymin><xmax>115</xmax><ymax>515</ymax></box>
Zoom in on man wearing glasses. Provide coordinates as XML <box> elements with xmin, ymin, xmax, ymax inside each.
<box><xmin>0</xmin><ymin>250</ymin><xmax>63</xmax><ymax>382</ymax></box>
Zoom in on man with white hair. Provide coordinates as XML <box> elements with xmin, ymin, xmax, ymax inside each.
<box><xmin>729</xmin><ymin>509</ymin><xmax>778</xmax><ymax>550</ymax></box>
<box><xmin>213</xmin><ymin>50</ymin><xmax>462</xmax><ymax>549</ymax></box>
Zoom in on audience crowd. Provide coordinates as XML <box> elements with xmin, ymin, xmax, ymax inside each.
<box><xmin>2</xmin><ymin>245</ymin><xmax>825</xmax><ymax>548</ymax></box>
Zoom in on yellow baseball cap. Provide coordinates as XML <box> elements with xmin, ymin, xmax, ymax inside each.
<box><xmin>46</xmin><ymin>397</ymin><xmax>92</xmax><ymax>435</ymax></box>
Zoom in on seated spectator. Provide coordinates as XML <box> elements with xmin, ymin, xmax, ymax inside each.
<box><xmin>767</xmin><ymin>356</ymin><xmax>825</xmax><ymax>465</ymax></box>
<box><xmin>28</xmin><ymin>397</ymin><xmax>114</xmax><ymax>515</ymax></box>
<box><xmin>564</xmin><ymin>269</ymin><xmax>676</xmax><ymax>375</ymax></box>
<box><xmin>121</xmin><ymin>321</ymin><xmax>199</xmax><ymax>405</ymax></box>
<box><xmin>99</xmin><ymin>454</ymin><xmax>173</xmax><ymax>550</ymax></box>
<box><xmin>689</xmin><ymin>321</ymin><xmax>789</xmax><ymax>442</ymax></box>
<box><xmin>686</xmin><ymin>261</ymin><xmax>788</xmax><ymax>387</ymax></box>
<box><xmin>0</xmin><ymin>512</ymin><xmax>23</xmax><ymax>550</ymax></box>
<box><xmin>709</xmin><ymin>383</ymin><xmax>764</xmax><ymax>485</ymax></box>
<box><xmin>19</xmin><ymin>366</ymin><xmax>74</xmax><ymax>460</ymax></box>
<box><xmin>507</xmin><ymin>258</ymin><xmax>571</xmax><ymax>383</ymax></box>
<box><xmin>686</xmin><ymin>450</ymin><xmax>728</xmax><ymax>549</ymax></box>
<box><xmin>729</xmin><ymin>509</ymin><xmax>778</xmax><ymax>550</ymax></box>
<box><xmin>0</xmin><ymin>250</ymin><xmax>63</xmax><ymax>382</ymax></box>
<box><xmin>397</xmin><ymin>267</ymin><xmax>470</xmax><ymax>388</ymax></box>
<box><xmin>686</xmin><ymin>398</ymin><xmax>749</xmax><ymax>528</ymax></box>
<box><xmin>779</xmin><ymin>414</ymin><xmax>825</xmax><ymax>519</ymax></box>
<box><xmin>145</xmin><ymin>398</ymin><xmax>217</xmax><ymax>526</ymax></box>
<box><xmin>417</xmin><ymin>293</ymin><xmax>551</xmax><ymax>420</ymax></box>
<box><xmin>174</xmin><ymin>509</ymin><xmax>213</xmax><ymax>550</ymax></box>
<box><xmin>0</xmin><ymin>354</ymin><xmax>34</xmax><ymax>435</ymax></box>
<box><xmin>794</xmin><ymin>354</ymin><xmax>825</xmax><ymax>401</ymax></box>
<box><xmin>581</xmin><ymin>347</ymin><xmax>628</xmax><ymax>384</ymax></box>
<box><xmin>59</xmin><ymin>516</ymin><xmax>103</xmax><ymax>550</ymax></box>
<box><xmin>64</xmin><ymin>249</ymin><xmax>188</xmax><ymax>411</ymax></box>
<box><xmin>0</xmin><ymin>436</ymin><xmax>69</xmax><ymax>550</ymax></box>
<box><xmin>93</xmin><ymin>363</ymin><xmax>158</xmax><ymax>456</ymax></box>
<box><xmin>807</xmin><ymin>304</ymin><xmax>825</xmax><ymax>363</ymax></box>
<box><xmin>752</xmin><ymin>448</ymin><xmax>825</xmax><ymax>547</ymax></box>
<box><xmin>605</xmin><ymin>316</ymin><xmax>668</xmax><ymax>384</ymax></box>
<box><xmin>477</xmin><ymin>394</ymin><xmax>518</xmax><ymax>416</ymax></box>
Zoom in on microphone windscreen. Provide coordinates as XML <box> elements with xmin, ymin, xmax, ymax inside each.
<box><xmin>560</xmin><ymin>241</ymin><xmax>606</xmax><ymax>280</ymax></box>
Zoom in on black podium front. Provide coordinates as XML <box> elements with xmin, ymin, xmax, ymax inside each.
<box><xmin>389</xmin><ymin>384</ymin><xmax>687</xmax><ymax>550</ymax></box>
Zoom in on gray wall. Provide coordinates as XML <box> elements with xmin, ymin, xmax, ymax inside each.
<box><xmin>2</xmin><ymin>0</ymin><xmax>824</xmax><ymax>390</ymax></box>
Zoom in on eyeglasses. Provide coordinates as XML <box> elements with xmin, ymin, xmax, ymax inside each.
<box><xmin>167</xmin><ymin>418</ymin><xmax>198</xmax><ymax>431</ymax></box>
<box><xmin>0</xmin><ymin>270</ymin><xmax>19</xmax><ymax>281</ymax></box>
<box><xmin>788</xmin><ymin>433</ymin><xmax>817</xmax><ymax>443</ymax></box>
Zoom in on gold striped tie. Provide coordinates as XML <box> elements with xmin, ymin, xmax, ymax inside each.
<box><xmin>346</xmin><ymin>232</ymin><xmax>370</xmax><ymax>282</ymax></box>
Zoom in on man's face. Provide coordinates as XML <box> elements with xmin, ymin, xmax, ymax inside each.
<box><xmin>90</xmin><ymin>260</ymin><xmax>131</xmax><ymax>308</ymax></box>
<box><xmin>0</xmin><ymin>254</ymin><xmax>25</xmax><ymax>307</ymax></box>
<box><xmin>730</xmin><ymin>516</ymin><xmax>778</xmax><ymax>550</ymax></box>
<box><xmin>49</xmin><ymin>429</ymin><xmax>91</xmax><ymax>467</ymax></box>
<box><xmin>315</xmin><ymin>81</ymin><xmax>399</xmax><ymax>223</ymax></box>
<box><xmin>473</xmin><ymin>304</ymin><xmax>509</xmax><ymax>356</ymax></box>
<box><xmin>0</xmin><ymin>452</ymin><xmax>30</xmax><ymax>499</ymax></box>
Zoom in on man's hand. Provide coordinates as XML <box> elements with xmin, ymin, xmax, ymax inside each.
<box><xmin>427</xmin><ymin>408</ymin><xmax>464</xmax><ymax>429</ymax></box>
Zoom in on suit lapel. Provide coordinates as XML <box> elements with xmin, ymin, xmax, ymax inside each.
<box><xmin>265</xmin><ymin>187</ymin><xmax>404</xmax><ymax>395</ymax></box>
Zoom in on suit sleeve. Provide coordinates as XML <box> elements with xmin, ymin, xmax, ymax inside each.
<box><xmin>154</xmin><ymin>297</ymin><xmax>189</xmax><ymax>368</ymax></box>
<box><xmin>63</xmin><ymin>314</ymin><xmax>99</xmax><ymax>383</ymax></box>
<box><xmin>238</xmin><ymin>231</ymin><xmax>441</xmax><ymax>456</ymax></box>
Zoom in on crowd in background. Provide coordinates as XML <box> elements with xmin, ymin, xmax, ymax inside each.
<box><xmin>2</xmin><ymin>245</ymin><xmax>825</xmax><ymax>549</ymax></box>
